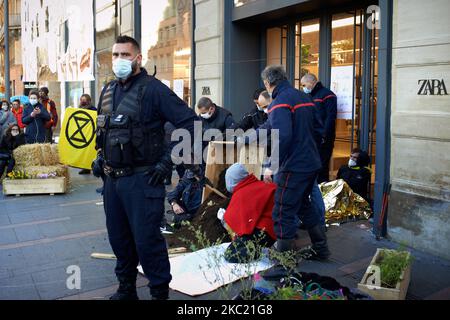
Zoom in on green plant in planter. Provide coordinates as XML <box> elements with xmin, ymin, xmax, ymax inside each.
<box><xmin>375</xmin><ymin>249</ymin><xmax>413</xmax><ymax>288</ymax></box>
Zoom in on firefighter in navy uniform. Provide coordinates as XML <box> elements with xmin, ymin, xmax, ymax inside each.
<box><xmin>301</xmin><ymin>73</ymin><xmax>337</xmax><ymax>183</ymax></box>
<box><xmin>93</xmin><ymin>36</ymin><xmax>198</xmax><ymax>300</ymax></box>
<box><xmin>261</xmin><ymin>66</ymin><xmax>330</xmax><ymax>279</ymax></box>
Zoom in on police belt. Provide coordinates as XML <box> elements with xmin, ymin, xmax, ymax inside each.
<box><xmin>104</xmin><ymin>165</ymin><xmax>152</xmax><ymax>178</ymax></box>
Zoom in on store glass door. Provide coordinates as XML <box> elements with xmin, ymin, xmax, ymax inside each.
<box><xmin>330</xmin><ymin>10</ymin><xmax>379</xmax><ymax>199</ymax></box>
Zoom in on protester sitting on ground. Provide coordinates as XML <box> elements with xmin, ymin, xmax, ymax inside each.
<box><xmin>0</xmin><ymin>124</ymin><xmax>26</xmax><ymax>178</ymax></box>
<box><xmin>22</xmin><ymin>91</ymin><xmax>51</xmax><ymax>144</ymax></box>
<box><xmin>11</xmin><ymin>99</ymin><xmax>25</xmax><ymax>129</ymax></box>
<box><xmin>222</xmin><ymin>163</ymin><xmax>276</xmax><ymax>263</ymax></box>
<box><xmin>1</xmin><ymin>100</ymin><xmax>17</xmax><ymax>144</ymax></box>
<box><xmin>165</xmin><ymin>167</ymin><xmax>206</xmax><ymax>230</ymax></box>
<box><xmin>337</xmin><ymin>148</ymin><xmax>371</xmax><ymax>202</ymax></box>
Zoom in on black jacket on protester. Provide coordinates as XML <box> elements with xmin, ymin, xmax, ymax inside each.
<box><xmin>235</xmin><ymin>106</ymin><xmax>268</xmax><ymax>131</ymax></box>
<box><xmin>0</xmin><ymin>133</ymin><xmax>26</xmax><ymax>157</ymax></box>
<box><xmin>337</xmin><ymin>151</ymin><xmax>371</xmax><ymax>201</ymax></box>
<box><xmin>22</xmin><ymin>103</ymin><xmax>51</xmax><ymax>144</ymax></box>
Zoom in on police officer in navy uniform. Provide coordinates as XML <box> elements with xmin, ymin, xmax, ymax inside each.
<box><xmin>301</xmin><ymin>73</ymin><xmax>337</xmax><ymax>183</ymax></box>
<box><xmin>261</xmin><ymin>66</ymin><xmax>330</xmax><ymax>274</ymax></box>
<box><xmin>94</xmin><ymin>36</ymin><xmax>198</xmax><ymax>300</ymax></box>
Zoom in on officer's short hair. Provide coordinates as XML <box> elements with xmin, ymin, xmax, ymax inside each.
<box><xmin>261</xmin><ymin>65</ymin><xmax>288</xmax><ymax>87</ymax></box>
<box><xmin>253</xmin><ymin>88</ymin><xmax>266</xmax><ymax>100</ymax></box>
<box><xmin>260</xmin><ymin>91</ymin><xmax>271</xmax><ymax>101</ymax></box>
<box><xmin>197</xmin><ymin>97</ymin><xmax>214</xmax><ymax>110</ymax></box>
<box><xmin>39</xmin><ymin>87</ymin><xmax>49</xmax><ymax>95</ymax></box>
<box><xmin>116</xmin><ymin>35</ymin><xmax>141</xmax><ymax>53</ymax></box>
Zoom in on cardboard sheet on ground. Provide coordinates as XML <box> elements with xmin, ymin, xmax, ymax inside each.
<box><xmin>138</xmin><ymin>243</ymin><xmax>274</xmax><ymax>296</ymax></box>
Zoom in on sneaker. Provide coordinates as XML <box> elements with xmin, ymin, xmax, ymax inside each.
<box><xmin>160</xmin><ymin>224</ymin><xmax>176</xmax><ymax>235</ymax></box>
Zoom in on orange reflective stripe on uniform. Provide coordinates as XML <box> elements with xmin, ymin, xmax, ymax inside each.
<box><xmin>292</xmin><ymin>103</ymin><xmax>315</xmax><ymax>111</ymax></box>
<box><xmin>268</xmin><ymin>104</ymin><xmax>292</xmax><ymax>114</ymax></box>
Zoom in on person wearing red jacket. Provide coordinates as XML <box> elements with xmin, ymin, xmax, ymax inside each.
<box><xmin>39</xmin><ymin>87</ymin><xmax>58</xmax><ymax>143</ymax></box>
<box><xmin>11</xmin><ymin>99</ymin><xmax>25</xmax><ymax>129</ymax></box>
<box><xmin>223</xmin><ymin>163</ymin><xmax>276</xmax><ymax>263</ymax></box>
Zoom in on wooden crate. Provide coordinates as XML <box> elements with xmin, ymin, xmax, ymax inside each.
<box><xmin>2</xmin><ymin>177</ymin><xmax>67</xmax><ymax>196</ymax></box>
<box><xmin>358</xmin><ymin>248</ymin><xmax>412</xmax><ymax>300</ymax></box>
<box><xmin>202</xmin><ymin>141</ymin><xmax>265</xmax><ymax>202</ymax></box>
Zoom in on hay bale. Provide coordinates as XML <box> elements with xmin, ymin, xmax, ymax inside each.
<box><xmin>50</xmin><ymin>144</ymin><xmax>60</xmax><ymax>164</ymax></box>
<box><xmin>41</xmin><ymin>144</ymin><xmax>58</xmax><ymax>166</ymax></box>
<box><xmin>13</xmin><ymin>143</ymin><xmax>60</xmax><ymax>166</ymax></box>
<box><xmin>13</xmin><ymin>144</ymin><xmax>44</xmax><ymax>166</ymax></box>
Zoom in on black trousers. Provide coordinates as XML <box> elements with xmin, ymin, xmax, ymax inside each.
<box><xmin>103</xmin><ymin>172</ymin><xmax>171</xmax><ymax>288</ymax></box>
<box><xmin>0</xmin><ymin>158</ymin><xmax>15</xmax><ymax>176</ymax></box>
<box><xmin>272</xmin><ymin>170</ymin><xmax>320</xmax><ymax>240</ymax></box>
<box><xmin>318</xmin><ymin>137</ymin><xmax>335</xmax><ymax>183</ymax></box>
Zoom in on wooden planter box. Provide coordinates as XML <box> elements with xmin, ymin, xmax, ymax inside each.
<box><xmin>358</xmin><ymin>248</ymin><xmax>411</xmax><ymax>300</ymax></box>
<box><xmin>2</xmin><ymin>177</ymin><xmax>67</xmax><ymax>196</ymax></box>
<box><xmin>202</xmin><ymin>141</ymin><xmax>265</xmax><ymax>202</ymax></box>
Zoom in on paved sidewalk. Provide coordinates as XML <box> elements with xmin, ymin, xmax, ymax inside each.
<box><xmin>1</xmin><ymin>169</ymin><xmax>449</xmax><ymax>300</ymax></box>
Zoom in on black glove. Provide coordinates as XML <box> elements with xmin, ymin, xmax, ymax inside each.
<box><xmin>91</xmin><ymin>153</ymin><xmax>105</xmax><ymax>178</ymax></box>
<box><xmin>146</xmin><ymin>154</ymin><xmax>173</xmax><ymax>186</ymax></box>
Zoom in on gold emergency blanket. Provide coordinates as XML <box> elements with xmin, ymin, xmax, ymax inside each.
<box><xmin>319</xmin><ymin>179</ymin><xmax>372</xmax><ymax>224</ymax></box>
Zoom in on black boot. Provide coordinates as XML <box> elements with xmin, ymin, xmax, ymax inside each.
<box><xmin>150</xmin><ymin>283</ymin><xmax>169</xmax><ymax>300</ymax></box>
<box><xmin>262</xmin><ymin>239</ymin><xmax>296</xmax><ymax>281</ymax></box>
<box><xmin>110</xmin><ymin>278</ymin><xmax>139</xmax><ymax>300</ymax></box>
<box><xmin>298</xmin><ymin>224</ymin><xmax>330</xmax><ymax>261</ymax></box>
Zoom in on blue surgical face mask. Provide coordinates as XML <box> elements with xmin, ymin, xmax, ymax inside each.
<box><xmin>303</xmin><ymin>87</ymin><xmax>312</xmax><ymax>94</ymax></box>
<box><xmin>113</xmin><ymin>58</ymin><xmax>133</xmax><ymax>79</ymax></box>
<box><xmin>29</xmin><ymin>98</ymin><xmax>38</xmax><ymax>106</ymax></box>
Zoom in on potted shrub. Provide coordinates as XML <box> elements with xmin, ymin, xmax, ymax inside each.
<box><xmin>358</xmin><ymin>248</ymin><xmax>413</xmax><ymax>300</ymax></box>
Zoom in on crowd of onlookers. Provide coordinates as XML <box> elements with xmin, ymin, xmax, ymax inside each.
<box><xmin>0</xmin><ymin>87</ymin><xmax>97</xmax><ymax>180</ymax></box>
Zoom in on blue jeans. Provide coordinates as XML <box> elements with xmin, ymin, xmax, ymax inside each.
<box><xmin>311</xmin><ymin>180</ymin><xmax>326</xmax><ymax>226</ymax></box>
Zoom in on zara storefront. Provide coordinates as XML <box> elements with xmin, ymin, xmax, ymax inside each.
<box><xmin>192</xmin><ymin>0</ymin><xmax>450</xmax><ymax>258</ymax></box>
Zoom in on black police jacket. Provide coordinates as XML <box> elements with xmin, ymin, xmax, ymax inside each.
<box><xmin>96</xmin><ymin>68</ymin><xmax>199</xmax><ymax>168</ymax></box>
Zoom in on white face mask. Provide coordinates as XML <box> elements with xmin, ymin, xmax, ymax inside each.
<box><xmin>113</xmin><ymin>58</ymin><xmax>134</xmax><ymax>79</ymax></box>
<box><xmin>29</xmin><ymin>99</ymin><xmax>38</xmax><ymax>106</ymax></box>
<box><xmin>303</xmin><ymin>87</ymin><xmax>312</xmax><ymax>94</ymax></box>
<box><xmin>11</xmin><ymin>130</ymin><xmax>19</xmax><ymax>137</ymax></box>
<box><xmin>348</xmin><ymin>159</ymin><xmax>357</xmax><ymax>167</ymax></box>
<box><xmin>200</xmin><ymin>111</ymin><xmax>212</xmax><ymax>119</ymax></box>
<box><xmin>1</xmin><ymin>105</ymin><xmax>8</xmax><ymax>111</ymax></box>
